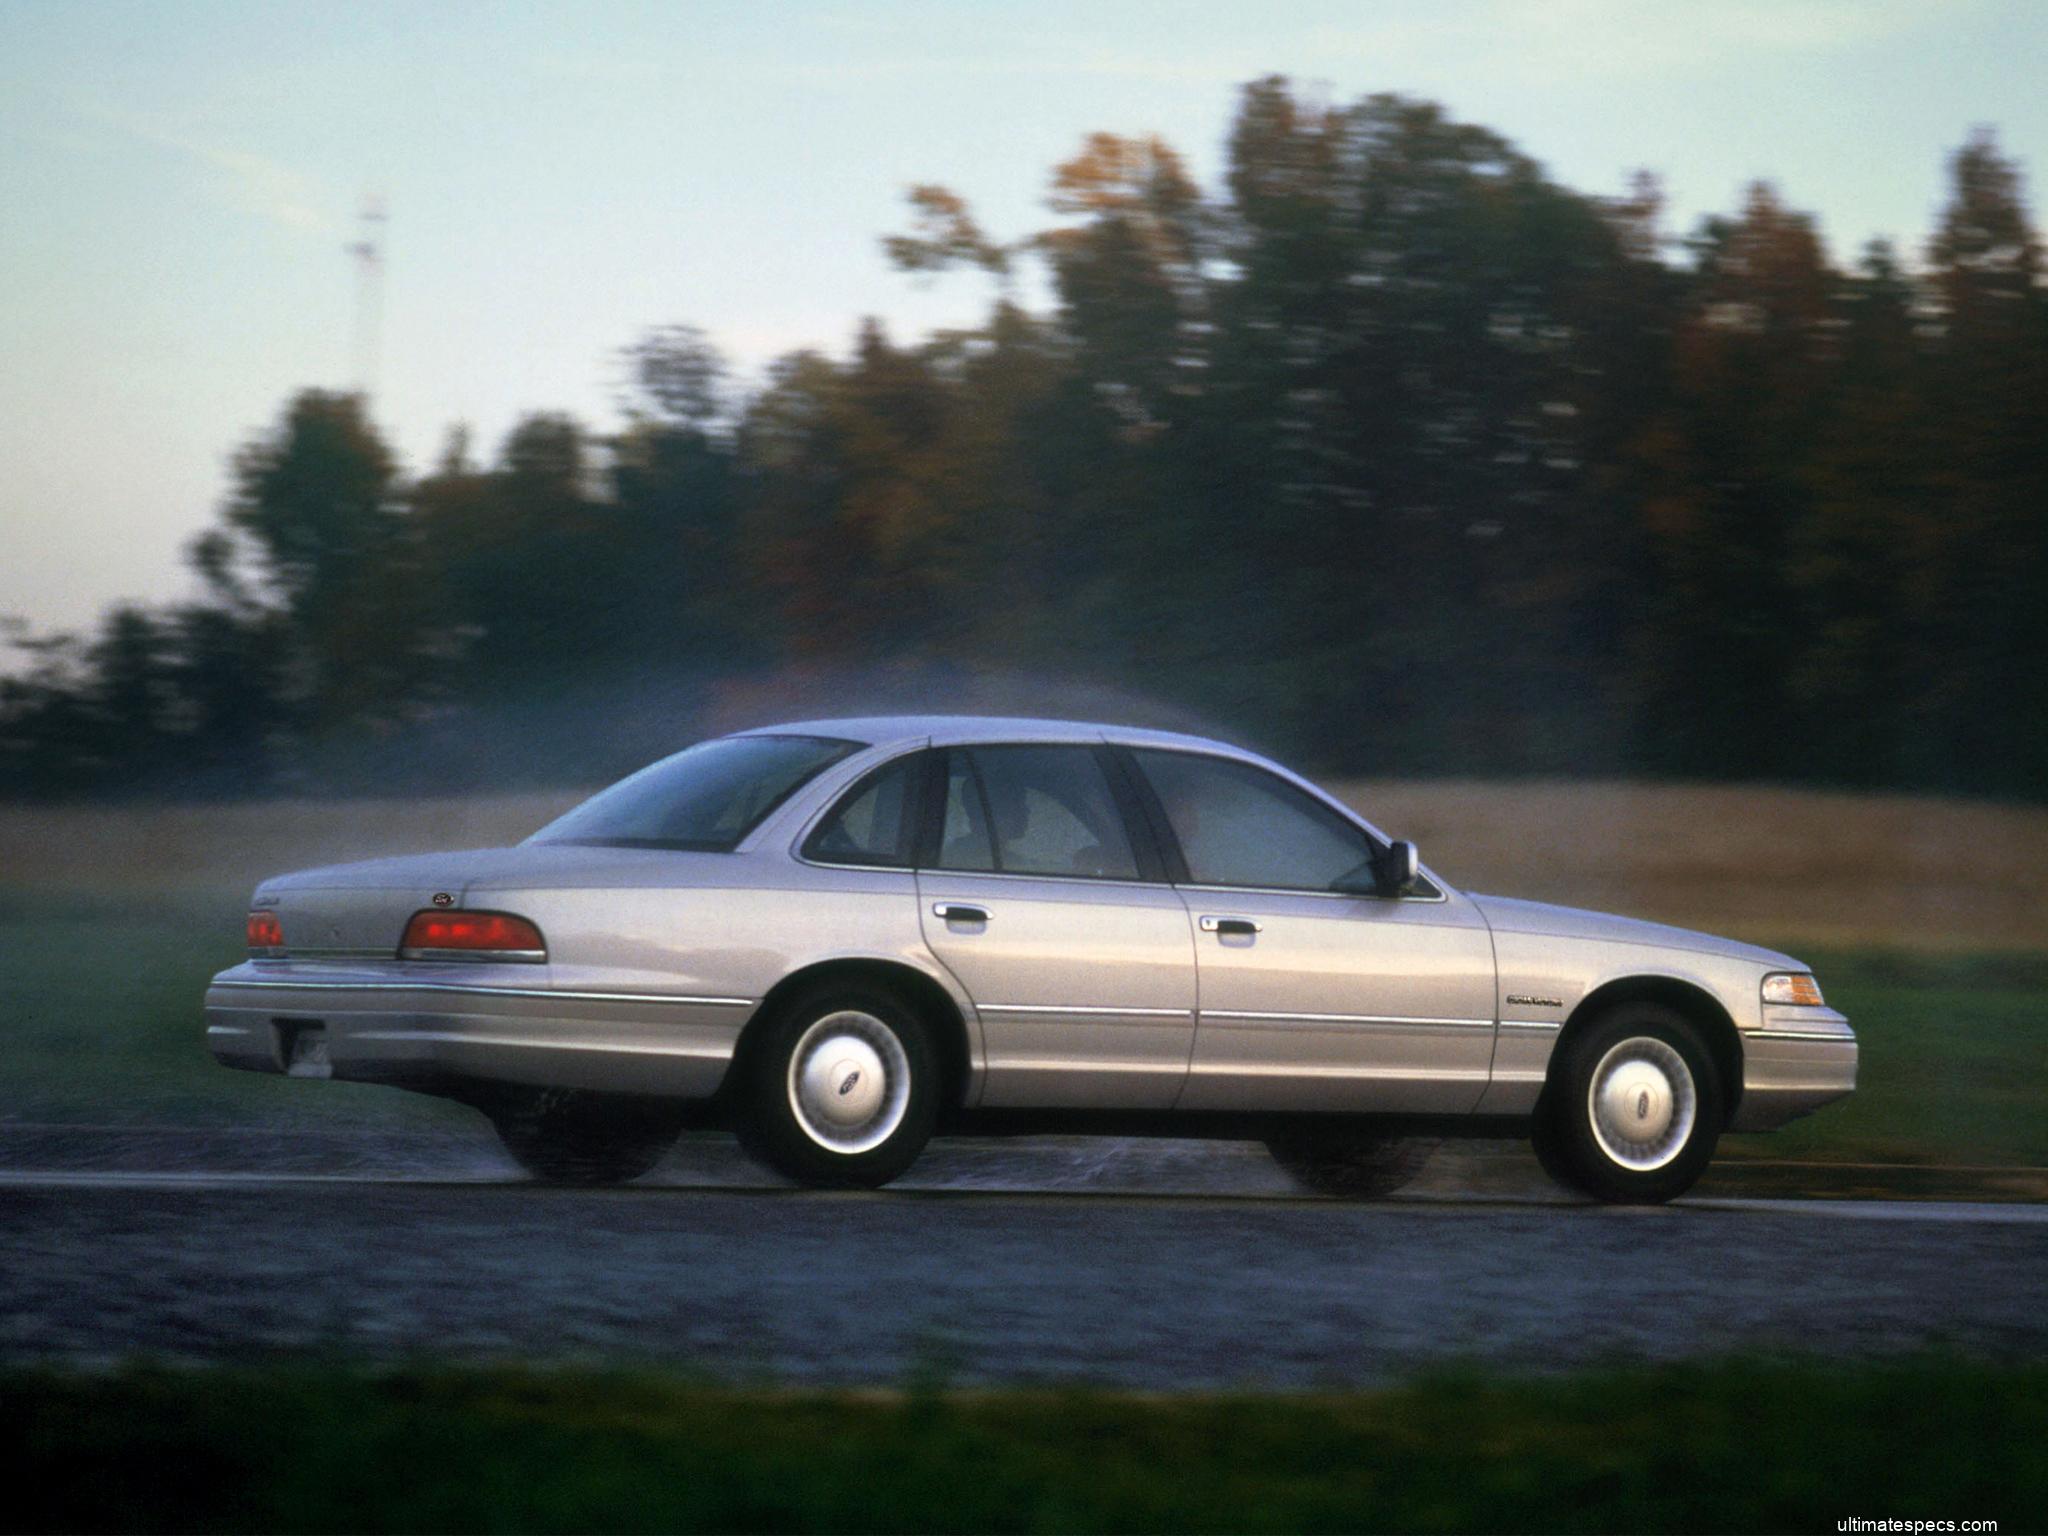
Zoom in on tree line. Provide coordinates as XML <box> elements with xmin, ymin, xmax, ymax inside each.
<box><xmin>4</xmin><ymin>78</ymin><xmax>2044</xmax><ymax>800</ymax></box>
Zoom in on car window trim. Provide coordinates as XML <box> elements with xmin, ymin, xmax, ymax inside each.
<box><xmin>1176</xmin><ymin>878</ymin><xmax>1449</xmax><ymax>905</ymax></box>
<box><xmin>914</xmin><ymin>867</ymin><xmax>1187</xmax><ymax>896</ymax></box>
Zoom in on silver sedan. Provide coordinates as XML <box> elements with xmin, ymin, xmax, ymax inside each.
<box><xmin>205</xmin><ymin>716</ymin><xmax>1857</xmax><ymax>1202</ymax></box>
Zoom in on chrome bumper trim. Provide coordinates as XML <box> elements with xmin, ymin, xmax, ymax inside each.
<box><xmin>1203</xmin><ymin>1010</ymin><xmax>1495</xmax><ymax>1030</ymax></box>
<box><xmin>979</xmin><ymin>1003</ymin><xmax>1192</xmax><ymax>1019</ymax></box>
<box><xmin>212</xmin><ymin>978</ymin><xmax>754</xmax><ymax>1008</ymax></box>
<box><xmin>1188</xmin><ymin>1061</ymin><xmax>1491</xmax><ymax>1080</ymax></box>
<box><xmin>1731</xmin><ymin>1017</ymin><xmax>1858</xmax><ymax>1131</ymax></box>
<box><xmin>349</xmin><ymin>1030</ymin><xmax>729</xmax><ymax>1060</ymax></box>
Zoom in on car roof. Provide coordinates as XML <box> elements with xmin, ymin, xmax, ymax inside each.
<box><xmin>737</xmin><ymin>714</ymin><xmax>1252</xmax><ymax>756</ymax></box>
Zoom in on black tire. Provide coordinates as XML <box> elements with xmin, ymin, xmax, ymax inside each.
<box><xmin>733</xmin><ymin>981</ymin><xmax>938</xmax><ymax>1189</ymax></box>
<box><xmin>1527</xmin><ymin>1100</ymin><xmax>1578</xmax><ymax>1190</ymax></box>
<box><xmin>490</xmin><ymin>1088</ymin><xmax>683</xmax><ymax>1186</ymax></box>
<box><xmin>1265</xmin><ymin>1133</ymin><xmax>1438</xmax><ymax>1199</ymax></box>
<box><xmin>1539</xmin><ymin>1002</ymin><xmax>1724</xmax><ymax>1204</ymax></box>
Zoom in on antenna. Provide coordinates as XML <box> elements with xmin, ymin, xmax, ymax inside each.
<box><xmin>345</xmin><ymin>194</ymin><xmax>387</xmax><ymax>402</ymax></box>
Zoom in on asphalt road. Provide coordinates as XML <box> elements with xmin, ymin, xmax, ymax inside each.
<box><xmin>4</xmin><ymin>1153</ymin><xmax>2045</xmax><ymax>1387</ymax></box>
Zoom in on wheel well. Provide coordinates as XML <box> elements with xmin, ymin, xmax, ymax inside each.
<box><xmin>1550</xmin><ymin>975</ymin><xmax>1743</xmax><ymax>1118</ymax></box>
<box><xmin>733</xmin><ymin>959</ymin><xmax>973</xmax><ymax>1111</ymax></box>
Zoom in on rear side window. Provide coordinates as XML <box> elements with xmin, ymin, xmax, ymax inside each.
<box><xmin>803</xmin><ymin>752</ymin><xmax>924</xmax><ymax>867</ymax></box>
<box><xmin>529</xmin><ymin>734</ymin><xmax>858</xmax><ymax>852</ymax></box>
<box><xmin>939</xmin><ymin>745</ymin><xmax>1140</xmax><ymax>881</ymax></box>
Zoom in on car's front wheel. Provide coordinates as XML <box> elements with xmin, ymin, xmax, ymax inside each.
<box><xmin>734</xmin><ymin>982</ymin><xmax>938</xmax><ymax>1188</ymax></box>
<box><xmin>489</xmin><ymin>1088</ymin><xmax>684</xmax><ymax>1185</ymax></box>
<box><xmin>1265</xmin><ymin>1133</ymin><xmax>1438</xmax><ymax>1199</ymax></box>
<box><xmin>1537</xmin><ymin>1003</ymin><xmax>1723</xmax><ymax>1203</ymax></box>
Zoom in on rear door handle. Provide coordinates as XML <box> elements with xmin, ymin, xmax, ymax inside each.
<box><xmin>933</xmin><ymin>902</ymin><xmax>992</xmax><ymax>924</ymax></box>
<box><xmin>1199</xmin><ymin>914</ymin><xmax>1262</xmax><ymax>936</ymax></box>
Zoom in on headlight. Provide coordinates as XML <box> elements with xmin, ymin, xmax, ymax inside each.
<box><xmin>1762</xmin><ymin>972</ymin><xmax>1825</xmax><ymax>1007</ymax></box>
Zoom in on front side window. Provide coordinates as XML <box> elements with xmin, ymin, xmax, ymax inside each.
<box><xmin>1132</xmin><ymin>749</ymin><xmax>1380</xmax><ymax>892</ymax></box>
<box><xmin>530</xmin><ymin>734</ymin><xmax>858</xmax><ymax>851</ymax></box>
<box><xmin>938</xmin><ymin>746</ymin><xmax>1140</xmax><ymax>881</ymax></box>
<box><xmin>803</xmin><ymin>751</ymin><xmax>924</xmax><ymax>867</ymax></box>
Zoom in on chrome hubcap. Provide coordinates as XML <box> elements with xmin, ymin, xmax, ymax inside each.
<box><xmin>1588</xmin><ymin>1036</ymin><xmax>1696</xmax><ymax>1172</ymax></box>
<box><xmin>787</xmin><ymin>1010</ymin><xmax>911</xmax><ymax>1154</ymax></box>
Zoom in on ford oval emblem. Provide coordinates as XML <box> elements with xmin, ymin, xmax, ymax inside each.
<box><xmin>432</xmin><ymin>892</ymin><xmax>454</xmax><ymax>908</ymax></box>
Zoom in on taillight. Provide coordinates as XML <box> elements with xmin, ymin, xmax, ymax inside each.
<box><xmin>246</xmin><ymin>910</ymin><xmax>286</xmax><ymax>958</ymax></box>
<box><xmin>399</xmin><ymin>910</ymin><xmax>547</xmax><ymax>963</ymax></box>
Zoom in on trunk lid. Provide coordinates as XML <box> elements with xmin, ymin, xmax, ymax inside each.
<box><xmin>251</xmin><ymin>843</ymin><xmax>735</xmax><ymax>958</ymax></box>
<box><xmin>254</xmin><ymin>850</ymin><xmax>505</xmax><ymax>958</ymax></box>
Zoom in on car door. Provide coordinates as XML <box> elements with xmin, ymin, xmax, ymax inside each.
<box><xmin>916</xmin><ymin>743</ymin><xmax>1198</xmax><ymax>1110</ymax></box>
<box><xmin>1123</xmin><ymin>748</ymin><xmax>1497</xmax><ymax>1114</ymax></box>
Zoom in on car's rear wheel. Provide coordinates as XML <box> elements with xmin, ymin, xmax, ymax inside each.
<box><xmin>489</xmin><ymin>1088</ymin><xmax>684</xmax><ymax>1185</ymax></box>
<box><xmin>1527</xmin><ymin>1101</ymin><xmax>1576</xmax><ymax>1189</ymax></box>
<box><xmin>734</xmin><ymin>982</ymin><xmax>937</xmax><ymax>1188</ymax></box>
<box><xmin>1538</xmin><ymin>1002</ymin><xmax>1723</xmax><ymax>1203</ymax></box>
<box><xmin>1265</xmin><ymin>1133</ymin><xmax>1438</xmax><ymax>1199</ymax></box>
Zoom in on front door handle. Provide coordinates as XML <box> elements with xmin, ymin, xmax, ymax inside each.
<box><xmin>933</xmin><ymin>902</ymin><xmax>992</xmax><ymax>924</ymax></box>
<box><xmin>1199</xmin><ymin>914</ymin><xmax>1262</xmax><ymax>936</ymax></box>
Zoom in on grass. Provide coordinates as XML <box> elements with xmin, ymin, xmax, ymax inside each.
<box><xmin>0</xmin><ymin>886</ymin><xmax>467</xmax><ymax>1130</ymax></box>
<box><xmin>1717</xmin><ymin>946</ymin><xmax>2048</xmax><ymax>1169</ymax></box>
<box><xmin>5</xmin><ymin>1356</ymin><xmax>2042</xmax><ymax>1533</ymax></box>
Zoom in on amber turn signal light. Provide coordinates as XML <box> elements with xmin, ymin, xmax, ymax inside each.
<box><xmin>1761</xmin><ymin>972</ymin><xmax>1825</xmax><ymax>1007</ymax></box>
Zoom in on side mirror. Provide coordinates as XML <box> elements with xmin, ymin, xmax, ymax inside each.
<box><xmin>1377</xmin><ymin>840</ymin><xmax>1419</xmax><ymax>896</ymax></box>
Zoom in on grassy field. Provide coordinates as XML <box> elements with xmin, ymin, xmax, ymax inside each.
<box><xmin>1346</xmin><ymin>778</ymin><xmax>2048</xmax><ymax>954</ymax></box>
<box><xmin>7</xmin><ymin>778</ymin><xmax>2046</xmax><ymax>950</ymax></box>
<box><xmin>1715</xmin><ymin>947</ymin><xmax>2048</xmax><ymax>1171</ymax></box>
<box><xmin>7</xmin><ymin>1356</ymin><xmax>2041</xmax><ymax>1533</ymax></box>
<box><xmin>0</xmin><ymin>885</ymin><xmax>473</xmax><ymax>1131</ymax></box>
<box><xmin>1</xmin><ymin>787</ymin><xmax>2043</xmax><ymax>1171</ymax></box>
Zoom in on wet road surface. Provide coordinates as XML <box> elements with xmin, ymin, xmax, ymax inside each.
<box><xmin>3</xmin><ymin>1138</ymin><xmax>2044</xmax><ymax>1387</ymax></box>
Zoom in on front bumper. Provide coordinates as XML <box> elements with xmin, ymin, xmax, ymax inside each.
<box><xmin>205</xmin><ymin>961</ymin><xmax>749</xmax><ymax>1100</ymax></box>
<box><xmin>1729</xmin><ymin>1004</ymin><xmax>1858</xmax><ymax>1132</ymax></box>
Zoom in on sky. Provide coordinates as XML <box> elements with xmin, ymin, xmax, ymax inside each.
<box><xmin>1</xmin><ymin>0</ymin><xmax>2042</xmax><ymax>638</ymax></box>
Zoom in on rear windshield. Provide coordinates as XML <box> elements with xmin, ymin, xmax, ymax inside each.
<box><xmin>528</xmin><ymin>734</ymin><xmax>859</xmax><ymax>851</ymax></box>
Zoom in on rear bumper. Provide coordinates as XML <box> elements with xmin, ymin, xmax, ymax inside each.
<box><xmin>1729</xmin><ymin>1005</ymin><xmax>1858</xmax><ymax>1132</ymax></box>
<box><xmin>204</xmin><ymin>963</ymin><xmax>751</xmax><ymax>1100</ymax></box>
